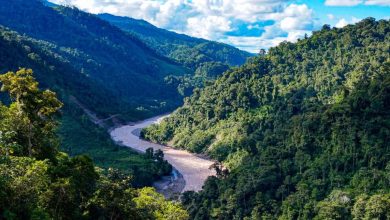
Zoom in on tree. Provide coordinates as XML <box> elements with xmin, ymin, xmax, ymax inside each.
<box><xmin>143</xmin><ymin>19</ymin><xmax>390</xmax><ymax>219</ymax></box>
<box><xmin>0</xmin><ymin>69</ymin><xmax>63</xmax><ymax>159</ymax></box>
<box><xmin>133</xmin><ymin>187</ymin><xmax>189</xmax><ymax>220</ymax></box>
<box><xmin>352</xmin><ymin>194</ymin><xmax>390</xmax><ymax>220</ymax></box>
<box><xmin>259</xmin><ymin>49</ymin><xmax>266</xmax><ymax>56</ymax></box>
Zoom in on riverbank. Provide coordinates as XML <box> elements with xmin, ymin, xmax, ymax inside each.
<box><xmin>109</xmin><ymin>115</ymin><xmax>215</xmax><ymax>193</ymax></box>
<box><xmin>153</xmin><ymin>168</ymin><xmax>185</xmax><ymax>199</ymax></box>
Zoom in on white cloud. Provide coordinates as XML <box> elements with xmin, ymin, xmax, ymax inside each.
<box><xmin>222</xmin><ymin>4</ymin><xmax>318</xmax><ymax>52</ymax></box>
<box><xmin>247</xmin><ymin>24</ymin><xmax>261</xmax><ymax>30</ymax></box>
<box><xmin>325</xmin><ymin>0</ymin><xmax>363</xmax><ymax>6</ymax></box>
<box><xmin>335</xmin><ymin>17</ymin><xmax>362</xmax><ymax>28</ymax></box>
<box><xmin>364</xmin><ymin>0</ymin><xmax>390</xmax><ymax>6</ymax></box>
<box><xmin>49</xmin><ymin>0</ymin><xmax>320</xmax><ymax>52</ymax></box>
<box><xmin>325</xmin><ymin>0</ymin><xmax>390</xmax><ymax>6</ymax></box>
<box><xmin>186</xmin><ymin>16</ymin><xmax>232</xmax><ymax>39</ymax></box>
<box><xmin>335</xmin><ymin>18</ymin><xmax>349</xmax><ymax>27</ymax></box>
<box><xmin>327</xmin><ymin>14</ymin><xmax>335</xmax><ymax>20</ymax></box>
<box><xmin>279</xmin><ymin>5</ymin><xmax>314</xmax><ymax>31</ymax></box>
<box><xmin>221</xmin><ymin>36</ymin><xmax>285</xmax><ymax>53</ymax></box>
<box><xmin>263</xmin><ymin>4</ymin><xmax>317</xmax><ymax>42</ymax></box>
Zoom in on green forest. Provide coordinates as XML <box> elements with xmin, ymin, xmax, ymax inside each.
<box><xmin>142</xmin><ymin>18</ymin><xmax>390</xmax><ymax>219</ymax></box>
<box><xmin>0</xmin><ymin>26</ymin><xmax>173</xmax><ymax>187</ymax></box>
<box><xmin>98</xmin><ymin>13</ymin><xmax>250</xmax><ymax>72</ymax></box>
<box><xmin>0</xmin><ymin>69</ymin><xmax>188</xmax><ymax>219</ymax></box>
<box><xmin>0</xmin><ymin>0</ymin><xmax>389</xmax><ymax>219</ymax></box>
<box><xmin>0</xmin><ymin>0</ymin><xmax>250</xmax><ymax>120</ymax></box>
<box><xmin>0</xmin><ymin>0</ymin><xmax>248</xmax><ymax>190</ymax></box>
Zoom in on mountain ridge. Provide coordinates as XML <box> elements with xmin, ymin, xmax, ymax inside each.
<box><xmin>97</xmin><ymin>13</ymin><xmax>252</xmax><ymax>71</ymax></box>
<box><xmin>142</xmin><ymin>18</ymin><xmax>390</xmax><ymax>219</ymax></box>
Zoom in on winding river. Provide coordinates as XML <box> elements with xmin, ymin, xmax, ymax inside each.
<box><xmin>110</xmin><ymin>115</ymin><xmax>215</xmax><ymax>192</ymax></box>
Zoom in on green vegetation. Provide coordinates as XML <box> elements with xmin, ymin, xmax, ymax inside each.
<box><xmin>0</xmin><ymin>0</ymin><xmax>189</xmax><ymax>118</ymax></box>
<box><xmin>98</xmin><ymin>13</ymin><xmax>249</xmax><ymax>100</ymax></box>
<box><xmin>0</xmin><ymin>0</ymin><xmax>250</xmax><ymax>179</ymax></box>
<box><xmin>143</xmin><ymin>18</ymin><xmax>390</xmax><ymax>219</ymax></box>
<box><xmin>0</xmin><ymin>69</ymin><xmax>187</xmax><ymax>219</ymax></box>
<box><xmin>98</xmin><ymin>13</ymin><xmax>251</xmax><ymax>72</ymax></box>
<box><xmin>59</xmin><ymin>110</ymin><xmax>172</xmax><ymax>187</ymax></box>
<box><xmin>0</xmin><ymin>26</ymin><xmax>173</xmax><ymax>184</ymax></box>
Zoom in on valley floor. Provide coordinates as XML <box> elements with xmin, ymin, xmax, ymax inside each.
<box><xmin>110</xmin><ymin>115</ymin><xmax>215</xmax><ymax>193</ymax></box>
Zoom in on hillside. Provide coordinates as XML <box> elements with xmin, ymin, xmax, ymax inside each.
<box><xmin>142</xmin><ymin>18</ymin><xmax>390</xmax><ymax>219</ymax></box>
<box><xmin>0</xmin><ymin>69</ymin><xmax>188</xmax><ymax>219</ymax></box>
<box><xmin>0</xmin><ymin>0</ymin><xmax>254</xmax><ymax>183</ymax></box>
<box><xmin>0</xmin><ymin>26</ymin><xmax>176</xmax><ymax>187</ymax></box>
<box><xmin>98</xmin><ymin>13</ymin><xmax>251</xmax><ymax>73</ymax></box>
<box><xmin>0</xmin><ymin>0</ymin><xmax>191</xmax><ymax>118</ymax></box>
<box><xmin>0</xmin><ymin>26</ymin><xmax>121</xmax><ymax>115</ymax></box>
<box><xmin>0</xmin><ymin>0</ymin><xmax>183</xmax><ymax>186</ymax></box>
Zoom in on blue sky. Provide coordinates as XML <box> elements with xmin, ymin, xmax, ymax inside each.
<box><xmin>49</xmin><ymin>0</ymin><xmax>390</xmax><ymax>53</ymax></box>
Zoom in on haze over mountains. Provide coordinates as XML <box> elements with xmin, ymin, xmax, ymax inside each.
<box><xmin>98</xmin><ymin>13</ymin><xmax>251</xmax><ymax>70</ymax></box>
<box><xmin>0</xmin><ymin>0</ymin><xmax>389</xmax><ymax>219</ymax></box>
<box><xmin>0</xmin><ymin>0</ymin><xmax>250</xmax><ymax>192</ymax></box>
<box><xmin>0</xmin><ymin>0</ymin><xmax>250</xmax><ymax>119</ymax></box>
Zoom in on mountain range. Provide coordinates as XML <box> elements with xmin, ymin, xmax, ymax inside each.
<box><xmin>0</xmin><ymin>0</ymin><xmax>251</xmax><ymax>120</ymax></box>
<box><xmin>0</xmin><ymin>0</ymin><xmax>251</xmax><ymax>174</ymax></box>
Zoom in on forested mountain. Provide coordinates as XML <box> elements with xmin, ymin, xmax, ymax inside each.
<box><xmin>0</xmin><ymin>69</ymin><xmax>188</xmax><ymax>219</ymax></box>
<box><xmin>0</xmin><ymin>0</ymin><xmax>252</xmax><ymax>117</ymax></box>
<box><xmin>0</xmin><ymin>0</ymin><xmax>249</xmax><ymax>187</ymax></box>
<box><xmin>0</xmin><ymin>0</ymin><xmax>191</xmax><ymax>118</ymax></box>
<box><xmin>0</xmin><ymin>25</ymin><xmax>177</xmax><ymax>188</ymax></box>
<box><xmin>142</xmin><ymin>18</ymin><xmax>390</xmax><ymax>219</ymax></box>
<box><xmin>0</xmin><ymin>26</ymin><xmax>121</xmax><ymax>116</ymax></box>
<box><xmin>98</xmin><ymin>13</ymin><xmax>251</xmax><ymax>73</ymax></box>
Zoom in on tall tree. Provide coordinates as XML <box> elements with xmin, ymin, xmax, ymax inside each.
<box><xmin>0</xmin><ymin>68</ymin><xmax>62</xmax><ymax>159</ymax></box>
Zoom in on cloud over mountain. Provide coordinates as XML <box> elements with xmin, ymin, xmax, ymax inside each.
<box><xmin>50</xmin><ymin>0</ymin><xmax>389</xmax><ymax>52</ymax></box>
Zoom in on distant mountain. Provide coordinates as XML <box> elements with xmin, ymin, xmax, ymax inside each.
<box><xmin>98</xmin><ymin>13</ymin><xmax>252</xmax><ymax>72</ymax></box>
<box><xmin>0</xmin><ymin>0</ymin><xmax>252</xmax><ymax>118</ymax></box>
<box><xmin>0</xmin><ymin>0</ymin><xmax>190</xmax><ymax>187</ymax></box>
<box><xmin>0</xmin><ymin>26</ymin><xmax>121</xmax><ymax>116</ymax></box>
<box><xmin>0</xmin><ymin>0</ymin><xmax>190</xmax><ymax>118</ymax></box>
<box><xmin>0</xmin><ymin>0</ymin><xmax>253</xmax><ymax>191</ymax></box>
<box><xmin>41</xmin><ymin>0</ymin><xmax>56</xmax><ymax>7</ymax></box>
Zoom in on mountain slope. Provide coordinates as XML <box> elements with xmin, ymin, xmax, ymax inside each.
<box><xmin>0</xmin><ymin>26</ymin><xmax>175</xmax><ymax>187</ymax></box>
<box><xmin>98</xmin><ymin>13</ymin><xmax>252</xmax><ymax>71</ymax></box>
<box><xmin>0</xmin><ymin>0</ymin><xmax>191</xmax><ymax>117</ymax></box>
<box><xmin>142</xmin><ymin>18</ymin><xmax>390</xmax><ymax>219</ymax></box>
<box><xmin>0</xmin><ymin>69</ymin><xmax>187</xmax><ymax>220</ymax></box>
<box><xmin>0</xmin><ymin>26</ymin><xmax>121</xmax><ymax>116</ymax></box>
<box><xmin>0</xmin><ymin>0</ymin><xmax>252</xmax><ymax>188</ymax></box>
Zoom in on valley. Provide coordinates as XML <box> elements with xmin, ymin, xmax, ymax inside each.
<box><xmin>110</xmin><ymin>115</ymin><xmax>216</xmax><ymax>193</ymax></box>
<box><xmin>0</xmin><ymin>0</ymin><xmax>389</xmax><ymax>219</ymax></box>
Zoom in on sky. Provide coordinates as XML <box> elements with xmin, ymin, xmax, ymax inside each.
<box><xmin>48</xmin><ymin>0</ymin><xmax>390</xmax><ymax>53</ymax></box>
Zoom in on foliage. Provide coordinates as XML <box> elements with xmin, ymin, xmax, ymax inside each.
<box><xmin>0</xmin><ymin>1</ymin><xmax>247</xmax><ymax>183</ymax></box>
<box><xmin>59</xmin><ymin>109</ymin><xmax>172</xmax><ymax>187</ymax></box>
<box><xmin>134</xmin><ymin>187</ymin><xmax>189</xmax><ymax>220</ymax></box>
<box><xmin>98</xmin><ymin>13</ymin><xmax>248</xmax><ymax>97</ymax></box>
<box><xmin>0</xmin><ymin>68</ymin><xmax>62</xmax><ymax>159</ymax></box>
<box><xmin>144</xmin><ymin>18</ymin><xmax>390</xmax><ymax>219</ymax></box>
<box><xmin>0</xmin><ymin>5</ymin><xmax>179</xmax><ymax>188</ymax></box>
<box><xmin>98</xmin><ymin>13</ymin><xmax>250</xmax><ymax>71</ymax></box>
<box><xmin>0</xmin><ymin>0</ymin><xmax>190</xmax><ymax>119</ymax></box>
<box><xmin>0</xmin><ymin>70</ymin><xmax>188</xmax><ymax>219</ymax></box>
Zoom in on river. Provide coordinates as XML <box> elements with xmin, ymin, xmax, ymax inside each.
<box><xmin>109</xmin><ymin>115</ymin><xmax>215</xmax><ymax>193</ymax></box>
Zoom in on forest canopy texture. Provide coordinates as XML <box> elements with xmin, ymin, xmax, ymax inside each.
<box><xmin>0</xmin><ymin>69</ymin><xmax>188</xmax><ymax>220</ymax></box>
<box><xmin>0</xmin><ymin>0</ymin><xmax>250</xmax><ymax>186</ymax></box>
<box><xmin>142</xmin><ymin>18</ymin><xmax>390</xmax><ymax>219</ymax></box>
